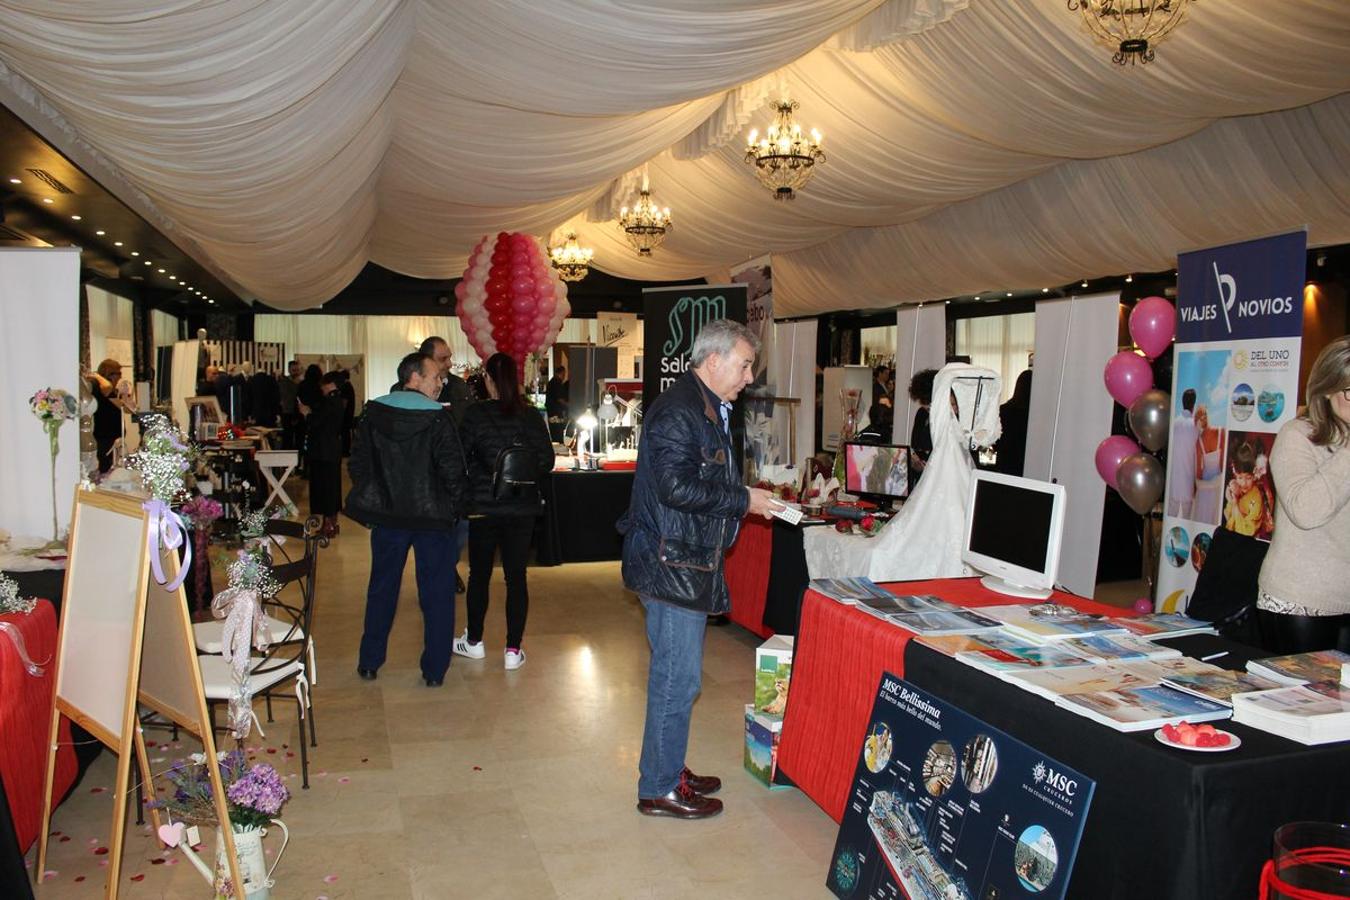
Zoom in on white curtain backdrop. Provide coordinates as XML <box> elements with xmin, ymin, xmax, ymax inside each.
<box><xmin>955</xmin><ymin>312</ymin><xmax>1035</xmax><ymax>403</ymax></box>
<box><xmin>150</xmin><ymin>309</ymin><xmax>180</xmax><ymax>347</ymax></box>
<box><xmin>85</xmin><ymin>284</ymin><xmax>133</xmax><ymax>367</ymax></box>
<box><xmin>0</xmin><ymin>1</ymin><xmax>1346</xmax><ymax>313</ymax></box>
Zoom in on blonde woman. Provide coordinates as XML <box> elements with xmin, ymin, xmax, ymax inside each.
<box><xmin>1256</xmin><ymin>336</ymin><xmax>1350</xmax><ymax>653</ymax></box>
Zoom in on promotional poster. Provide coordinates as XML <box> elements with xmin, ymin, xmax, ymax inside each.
<box><xmin>640</xmin><ymin>284</ymin><xmax>748</xmax><ymax>404</ymax></box>
<box><xmin>1156</xmin><ymin>230</ymin><xmax>1306</xmax><ymax>612</ymax></box>
<box><xmin>827</xmin><ymin>674</ymin><xmax>1095</xmax><ymax>900</ymax></box>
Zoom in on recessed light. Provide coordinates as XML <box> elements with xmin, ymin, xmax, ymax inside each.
<box><xmin>70</xmin><ymin>215</ymin><xmax>81</xmax><ymax>221</ymax></box>
<box><xmin>113</xmin><ymin>241</ymin><xmax>123</xmax><ymax>247</ymax></box>
<box><xmin>157</xmin><ymin>268</ymin><xmax>165</xmax><ymax>273</ymax></box>
<box><xmin>1124</xmin><ymin>274</ymin><xmax>1133</xmax><ymax>283</ymax></box>
<box><xmin>144</xmin><ymin>260</ymin><xmax>152</xmax><ymax>266</ymax></box>
<box><xmin>169</xmin><ymin>276</ymin><xmax>177</xmax><ymax>281</ymax></box>
<box><xmin>7</xmin><ymin>178</ymin><xmax>19</xmax><ymax>184</ymax></box>
<box><xmin>42</xmin><ymin>197</ymin><xmax>53</xmax><ymax>204</ymax></box>
<box><xmin>1005</xmin><ymin>292</ymin><xmax>1012</xmax><ymax>297</ymax></box>
<box><xmin>1080</xmin><ymin>279</ymin><xmax>1089</xmax><ymax>288</ymax></box>
<box><xmin>1041</xmin><ymin>288</ymin><xmax>1049</xmax><ymax>293</ymax></box>
<box><xmin>130</xmin><ymin>250</ymin><xmax>139</xmax><ymax>256</ymax></box>
<box><xmin>207</xmin><ymin>299</ymin><xmax>215</xmax><ymax>304</ymax></box>
<box><xmin>95</xmin><ymin>230</ymin><xmax>105</xmax><ymax>236</ymax></box>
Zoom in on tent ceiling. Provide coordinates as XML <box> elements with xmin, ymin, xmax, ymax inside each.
<box><xmin>0</xmin><ymin>0</ymin><xmax>1347</xmax><ymax>315</ymax></box>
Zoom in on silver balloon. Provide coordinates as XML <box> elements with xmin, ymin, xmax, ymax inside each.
<box><xmin>1128</xmin><ymin>389</ymin><xmax>1171</xmax><ymax>452</ymax></box>
<box><xmin>1116</xmin><ymin>453</ymin><xmax>1165</xmax><ymax>516</ymax></box>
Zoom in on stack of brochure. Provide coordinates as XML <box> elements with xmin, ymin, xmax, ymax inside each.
<box><xmin>1245</xmin><ymin>650</ymin><xmax>1350</xmax><ymax>686</ymax></box>
<box><xmin>809</xmin><ymin>577</ymin><xmax>899</xmax><ymax>605</ymax></box>
<box><xmin>954</xmin><ymin>635</ymin><xmax>1095</xmax><ymax>679</ymax></box>
<box><xmin>1113</xmin><ymin>613</ymin><xmax>1218</xmax><ymax>641</ymax></box>
<box><xmin>1231</xmin><ymin>680</ymin><xmax>1350</xmax><ymax>745</ymax></box>
<box><xmin>811</xmin><ymin>580</ymin><xmax>1006</xmax><ymax>636</ymax></box>
<box><xmin>1057</xmin><ymin>634</ymin><xmax>1183</xmax><ymax>663</ymax></box>
<box><xmin>1007</xmin><ymin>657</ymin><xmax>1220</xmax><ymax>702</ymax></box>
<box><xmin>977</xmin><ymin>604</ymin><xmax>1130</xmax><ymax>644</ymax></box>
<box><xmin>1055</xmin><ymin>684</ymin><xmax>1231</xmax><ymax>732</ymax></box>
<box><xmin>1160</xmin><ymin>669</ymin><xmax>1284</xmax><ymax>707</ymax></box>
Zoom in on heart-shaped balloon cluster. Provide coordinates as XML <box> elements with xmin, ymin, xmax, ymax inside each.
<box><xmin>455</xmin><ymin>232</ymin><xmax>571</xmax><ymax>374</ymax></box>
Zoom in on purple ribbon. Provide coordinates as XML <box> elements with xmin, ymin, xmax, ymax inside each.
<box><xmin>143</xmin><ymin>499</ymin><xmax>191</xmax><ymax>592</ymax></box>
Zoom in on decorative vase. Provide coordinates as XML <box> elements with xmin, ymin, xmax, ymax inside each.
<box><xmin>204</xmin><ymin>821</ymin><xmax>288</xmax><ymax>900</ymax></box>
<box><xmin>45</xmin><ymin>420</ymin><xmax>62</xmax><ymax>542</ymax></box>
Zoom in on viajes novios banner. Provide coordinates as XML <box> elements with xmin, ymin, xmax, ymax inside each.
<box><xmin>1156</xmin><ymin>230</ymin><xmax>1306</xmax><ymax>612</ymax></box>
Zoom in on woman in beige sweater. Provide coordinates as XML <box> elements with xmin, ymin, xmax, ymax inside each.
<box><xmin>1256</xmin><ymin>335</ymin><xmax>1350</xmax><ymax>654</ymax></box>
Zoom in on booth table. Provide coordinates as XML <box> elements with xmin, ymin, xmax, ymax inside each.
<box><xmin>1</xmin><ymin>600</ymin><xmax>78</xmax><ymax>899</ymax></box>
<box><xmin>722</xmin><ymin>519</ymin><xmax>817</xmax><ymax>637</ymax></box>
<box><xmin>776</xmin><ymin>579</ymin><xmax>1350</xmax><ymax>900</ymax></box>
<box><xmin>535</xmin><ymin>469</ymin><xmax>634</xmax><ymax>565</ymax></box>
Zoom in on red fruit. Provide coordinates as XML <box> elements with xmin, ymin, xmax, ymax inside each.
<box><xmin>1212</xmin><ymin>733</ymin><xmax>1231</xmax><ymax>747</ymax></box>
<box><xmin>1161</xmin><ymin>724</ymin><xmax>1179</xmax><ymax>741</ymax></box>
<box><xmin>1196</xmin><ymin>724</ymin><xmax>1217</xmax><ymax>736</ymax></box>
<box><xmin>1178</xmin><ymin>731</ymin><xmax>1199</xmax><ymax>747</ymax></box>
<box><xmin>1195</xmin><ymin>733</ymin><xmax>1215</xmax><ymax>747</ymax></box>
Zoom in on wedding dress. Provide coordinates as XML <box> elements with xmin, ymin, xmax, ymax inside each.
<box><xmin>804</xmin><ymin>364</ymin><xmax>1002</xmax><ymax>581</ymax></box>
<box><xmin>1192</xmin><ymin>438</ymin><xmax>1223</xmax><ymax>525</ymax></box>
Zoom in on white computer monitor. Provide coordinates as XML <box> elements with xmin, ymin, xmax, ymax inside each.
<box><xmin>961</xmin><ymin>471</ymin><xmax>1067</xmax><ymax>600</ymax></box>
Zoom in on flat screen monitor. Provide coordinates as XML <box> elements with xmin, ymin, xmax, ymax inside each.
<box><xmin>961</xmin><ymin>471</ymin><xmax>1066</xmax><ymax>600</ymax></box>
<box><xmin>843</xmin><ymin>442</ymin><xmax>909</xmax><ymax>507</ymax></box>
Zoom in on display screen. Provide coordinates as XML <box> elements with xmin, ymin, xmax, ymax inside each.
<box><xmin>844</xmin><ymin>443</ymin><xmax>909</xmax><ymax>499</ymax></box>
<box><xmin>967</xmin><ymin>478</ymin><xmax>1054</xmax><ymax>574</ymax></box>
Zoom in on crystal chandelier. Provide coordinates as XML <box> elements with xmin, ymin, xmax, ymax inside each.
<box><xmin>549</xmin><ymin>231</ymin><xmax>594</xmax><ymax>282</ymax></box>
<box><xmin>618</xmin><ymin>178</ymin><xmax>672</xmax><ymax>257</ymax></box>
<box><xmin>1067</xmin><ymin>0</ymin><xmax>1194</xmax><ymax>65</ymax></box>
<box><xmin>744</xmin><ymin>99</ymin><xmax>825</xmax><ymax>200</ymax></box>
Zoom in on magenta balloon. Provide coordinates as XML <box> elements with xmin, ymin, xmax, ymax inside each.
<box><xmin>1095</xmin><ymin>434</ymin><xmax>1142</xmax><ymax>489</ymax></box>
<box><xmin>453</xmin><ymin>282</ymin><xmax>468</xmax><ymax>302</ymax></box>
<box><xmin>510</xmin><ymin>276</ymin><xmax>533</xmax><ymax>295</ymax></box>
<box><xmin>511</xmin><ymin>295</ymin><xmax>534</xmax><ymax>314</ymax></box>
<box><xmin>1103</xmin><ymin>351</ymin><xmax>1154</xmax><ymax>407</ymax></box>
<box><xmin>1132</xmin><ymin>597</ymin><xmax>1154</xmax><ymax>614</ymax></box>
<box><xmin>1129</xmin><ymin>296</ymin><xmax>1176</xmax><ymax>360</ymax></box>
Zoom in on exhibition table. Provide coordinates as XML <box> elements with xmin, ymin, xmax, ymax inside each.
<box><xmin>535</xmin><ymin>469</ymin><xmax>634</xmax><ymax>565</ymax></box>
<box><xmin>776</xmin><ymin>580</ymin><xmax>1350</xmax><ymax>900</ymax></box>
<box><xmin>723</xmin><ymin>519</ymin><xmax>813</xmax><ymax>637</ymax></box>
<box><xmin>1</xmin><ymin>600</ymin><xmax>78</xmax><ymax>897</ymax></box>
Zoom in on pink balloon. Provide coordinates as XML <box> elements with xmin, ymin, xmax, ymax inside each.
<box><xmin>1132</xmin><ymin>597</ymin><xmax>1154</xmax><ymax>614</ymax></box>
<box><xmin>1095</xmin><ymin>435</ymin><xmax>1142</xmax><ymax>489</ymax></box>
<box><xmin>453</xmin><ymin>282</ymin><xmax>468</xmax><ymax>302</ymax></box>
<box><xmin>1104</xmin><ymin>351</ymin><xmax>1153</xmax><ymax>407</ymax></box>
<box><xmin>511</xmin><ymin>295</ymin><xmax>535</xmax><ymax>314</ymax></box>
<box><xmin>511</xmin><ymin>276</ymin><xmax>535</xmax><ymax>296</ymax></box>
<box><xmin>1129</xmin><ymin>296</ymin><xmax>1176</xmax><ymax>360</ymax></box>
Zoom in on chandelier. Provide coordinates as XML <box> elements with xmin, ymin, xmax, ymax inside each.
<box><xmin>549</xmin><ymin>231</ymin><xmax>594</xmax><ymax>282</ymax></box>
<box><xmin>618</xmin><ymin>179</ymin><xmax>672</xmax><ymax>257</ymax></box>
<box><xmin>744</xmin><ymin>99</ymin><xmax>825</xmax><ymax>200</ymax></box>
<box><xmin>1067</xmin><ymin>0</ymin><xmax>1194</xmax><ymax>65</ymax></box>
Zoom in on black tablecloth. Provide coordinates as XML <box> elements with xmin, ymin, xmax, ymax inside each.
<box><xmin>903</xmin><ymin>635</ymin><xmax>1350</xmax><ymax>900</ymax></box>
<box><xmin>761</xmin><ymin>522</ymin><xmax>811</xmax><ymax>636</ymax></box>
<box><xmin>0</xmin><ymin>774</ymin><xmax>33</xmax><ymax>899</ymax></box>
<box><xmin>536</xmin><ymin>469</ymin><xmax>634</xmax><ymax>565</ymax></box>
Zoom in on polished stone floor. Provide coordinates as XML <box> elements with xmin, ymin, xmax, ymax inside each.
<box><xmin>29</xmin><ymin>520</ymin><xmax>843</xmax><ymax>899</ymax></box>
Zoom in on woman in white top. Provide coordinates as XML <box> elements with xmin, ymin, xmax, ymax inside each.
<box><xmin>1191</xmin><ymin>405</ymin><xmax>1225</xmax><ymax>525</ymax></box>
<box><xmin>1256</xmin><ymin>335</ymin><xmax>1350</xmax><ymax>654</ymax></box>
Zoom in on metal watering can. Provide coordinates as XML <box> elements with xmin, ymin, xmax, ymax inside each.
<box><xmin>158</xmin><ymin>819</ymin><xmax>289</xmax><ymax>899</ymax></box>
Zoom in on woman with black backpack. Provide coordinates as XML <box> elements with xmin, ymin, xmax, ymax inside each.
<box><xmin>453</xmin><ymin>352</ymin><xmax>554</xmax><ymax>670</ymax></box>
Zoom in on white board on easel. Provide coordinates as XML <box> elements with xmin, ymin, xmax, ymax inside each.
<box><xmin>35</xmin><ymin>489</ymin><xmax>242</xmax><ymax>898</ymax></box>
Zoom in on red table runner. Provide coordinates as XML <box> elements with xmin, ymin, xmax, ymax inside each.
<box><xmin>775</xmin><ymin>578</ymin><xmax>1123</xmax><ymax>823</ymax></box>
<box><xmin>723</xmin><ymin>518</ymin><xmax>774</xmax><ymax>638</ymax></box>
<box><xmin>0</xmin><ymin>600</ymin><xmax>77</xmax><ymax>853</ymax></box>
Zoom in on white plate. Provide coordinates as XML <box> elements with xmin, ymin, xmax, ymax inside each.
<box><xmin>1153</xmin><ymin>727</ymin><xmax>1241</xmax><ymax>752</ymax></box>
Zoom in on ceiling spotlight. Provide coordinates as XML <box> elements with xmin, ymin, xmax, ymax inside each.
<box><xmin>95</xmin><ymin>230</ymin><xmax>105</xmax><ymax>236</ymax></box>
<box><xmin>70</xmin><ymin>215</ymin><xmax>81</xmax><ymax>221</ymax></box>
<box><xmin>1041</xmin><ymin>288</ymin><xmax>1049</xmax><ymax>293</ymax></box>
<box><xmin>1005</xmin><ymin>292</ymin><xmax>1013</xmax><ymax>297</ymax></box>
<box><xmin>157</xmin><ymin>268</ymin><xmax>165</xmax><ymax>273</ymax></box>
<box><xmin>114</xmin><ymin>241</ymin><xmax>123</xmax><ymax>247</ymax></box>
<box><xmin>1125</xmin><ymin>274</ymin><xmax>1134</xmax><ymax>283</ymax></box>
<box><xmin>144</xmin><ymin>260</ymin><xmax>152</xmax><ymax>266</ymax></box>
<box><xmin>130</xmin><ymin>250</ymin><xmax>139</xmax><ymax>256</ymax></box>
<box><xmin>169</xmin><ymin>275</ymin><xmax>177</xmax><ymax>281</ymax></box>
<box><xmin>207</xmin><ymin>299</ymin><xmax>214</xmax><ymax>304</ymax></box>
<box><xmin>41</xmin><ymin>197</ymin><xmax>53</xmax><ymax>204</ymax></box>
<box><xmin>1081</xmin><ymin>279</ymin><xmax>1089</xmax><ymax>288</ymax></box>
<box><xmin>7</xmin><ymin>178</ymin><xmax>19</xmax><ymax>184</ymax></box>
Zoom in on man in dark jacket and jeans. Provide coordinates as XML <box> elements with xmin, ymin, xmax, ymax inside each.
<box><xmin>347</xmin><ymin>351</ymin><xmax>467</xmax><ymax>687</ymax></box>
<box><xmin>621</xmin><ymin>319</ymin><xmax>780</xmax><ymax>819</ymax></box>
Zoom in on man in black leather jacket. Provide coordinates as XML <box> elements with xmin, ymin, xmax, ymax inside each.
<box><xmin>621</xmin><ymin>319</ymin><xmax>779</xmax><ymax>820</ymax></box>
<box><xmin>347</xmin><ymin>351</ymin><xmax>468</xmax><ymax>687</ymax></box>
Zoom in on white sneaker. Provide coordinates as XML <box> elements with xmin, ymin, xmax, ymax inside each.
<box><xmin>452</xmin><ymin>631</ymin><xmax>485</xmax><ymax>660</ymax></box>
<box><xmin>504</xmin><ymin>648</ymin><xmax>526</xmax><ymax>671</ymax></box>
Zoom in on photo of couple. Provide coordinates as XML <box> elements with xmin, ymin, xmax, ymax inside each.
<box><xmin>1167</xmin><ymin>350</ymin><xmax>1230</xmax><ymax>525</ymax></box>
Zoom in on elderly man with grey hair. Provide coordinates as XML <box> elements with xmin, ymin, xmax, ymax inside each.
<box><xmin>619</xmin><ymin>318</ymin><xmax>781</xmax><ymax>819</ymax></box>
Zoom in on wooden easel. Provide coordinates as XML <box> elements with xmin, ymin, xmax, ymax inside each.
<box><xmin>34</xmin><ymin>488</ymin><xmax>243</xmax><ymax>898</ymax></box>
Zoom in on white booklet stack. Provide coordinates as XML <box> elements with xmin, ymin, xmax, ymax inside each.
<box><xmin>1113</xmin><ymin>613</ymin><xmax>1218</xmax><ymax>641</ymax></box>
<box><xmin>1055</xmin><ymin>684</ymin><xmax>1231</xmax><ymax>732</ymax></box>
<box><xmin>1231</xmin><ymin>681</ymin><xmax>1350</xmax><ymax>745</ymax></box>
<box><xmin>977</xmin><ymin>604</ymin><xmax>1130</xmax><ymax>644</ymax></box>
<box><xmin>1246</xmin><ymin>650</ymin><xmax>1350</xmax><ymax>686</ymax></box>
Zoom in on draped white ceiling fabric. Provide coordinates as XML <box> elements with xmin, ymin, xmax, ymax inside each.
<box><xmin>1</xmin><ymin>0</ymin><xmax>1347</xmax><ymax>314</ymax></box>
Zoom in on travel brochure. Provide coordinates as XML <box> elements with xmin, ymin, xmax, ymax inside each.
<box><xmin>1057</xmin><ymin>634</ymin><xmax>1183</xmax><ymax>663</ymax></box>
<box><xmin>1007</xmin><ymin>662</ymin><xmax>1179</xmax><ymax>702</ymax></box>
<box><xmin>827</xmin><ymin>674</ymin><xmax>1094</xmax><ymax>900</ymax></box>
<box><xmin>975</xmin><ymin>604</ymin><xmax>1131</xmax><ymax>644</ymax></box>
<box><xmin>1114</xmin><ymin>613</ymin><xmax>1217</xmax><ymax>641</ymax></box>
<box><xmin>1245</xmin><ymin>650</ymin><xmax>1350</xmax><ymax>687</ymax></box>
<box><xmin>1161</xmin><ymin>670</ymin><xmax>1285</xmax><ymax>707</ymax></box>
<box><xmin>1055</xmin><ymin>684</ymin><xmax>1231</xmax><ymax>732</ymax></box>
<box><xmin>1231</xmin><ymin>680</ymin><xmax>1350</xmax><ymax>745</ymax></box>
<box><xmin>956</xmin><ymin>642</ymin><xmax>1096</xmax><ymax>679</ymax></box>
<box><xmin>887</xmin><ymin>608</ymin><xmax>1004</xmax><ymax>636</ymax></box>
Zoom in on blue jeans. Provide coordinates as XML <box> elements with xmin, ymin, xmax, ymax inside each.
<box><xmin>638</xmin><ymin>597</ymin><xmax>707</xmax><ymax>799</ymax></box>
<box><xmin>358</xmin><ymin>526</ymin><xmax>459</xmax><ymax>680</ymax></box>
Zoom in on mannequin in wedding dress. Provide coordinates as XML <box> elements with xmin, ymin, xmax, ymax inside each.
<box><xmin>804</xmin><ymin>363</ymin><xmax>1002</xmax><ymax>581</ymax></box>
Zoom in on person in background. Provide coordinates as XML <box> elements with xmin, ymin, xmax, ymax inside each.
<box><xmin>347</xmin><ymin>352</ymin><xmax>468</xmax><ymax>686</ymax></box>
<box><xmin>907</xmin><ymin>368</ymin><xmax>938</xmax><ymax>483</ymax></box>
<box><xmin>300</xmin><ymin>372</ymin><xmax>346</xmax><ymax>537</ymax></box>
<box><xmin>415</xmin><ymin>336</ymin><xmax>472</xmax><ymax>424</ymax></box>
<box><xmin>296</xmin><ymin>364</ymin><xmax>323</xmax><ymax>473</ymax></box>
<box><xmin>545</xmin><ymin>363</ymin><xmax>570</xmax><ymax>442</ymax></box>
<box><xmin>212</xmin><ymin>365</ymin><xmax>234</xmax><ymax>419</ymax></box>
<box><xmin>90</xmin><ymin>358</ymin><xmax>128</xmax><ymax>473</ymax></box>
<box><xmin>994</xmin><ymin>369</ymin><xmax>1032</xmax><ymax>476</ymax></box>
<box><xmin>197</xmin><ymin>364</ymin><xmax>219</xmax><ymax>398</ymax></box>
<box><xmin>452</xmin><ymin>353</ymin><xmax>554</xmax><ymax>670</ymax></box>
<box><xmin>866</xmin><ymin>364</ymin><xmax>894</xmax><ymax>438</ymax></box>
<box><xmin>620</xmin><ymin>319</ymin><xmax>781</xmax><ymax>820</ymax></box>
<box><xmin>249</xmin><ymin>362</ymin><xmax>281</xmax><ymax>428</ymax></box>
<box><xmin>1257</xmin><ymin>336</ymin><xmax>1350</xmax><ymax>654</ymax></box>
<box><xmin>337</xmin><ymin>369</ymin><xmax>356</xmax><ymax>456</ymax></box>
<box><xmin>278</xmin><ymin>360</ymin><xmax>301</xmax><ymax>449</ymax></box>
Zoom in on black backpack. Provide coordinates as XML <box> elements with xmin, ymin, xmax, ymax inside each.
<box><xmin>489</xmin><ymin>415</ymin><xmax>541</xmax><ymax>505</ymax></box>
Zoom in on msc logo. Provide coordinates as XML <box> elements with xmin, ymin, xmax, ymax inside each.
<box><xmin>1032</xmin><ymin>761</ymin><xmax>1078</xmax><ymax>796</ymax></box>
<box><xmin>1233</xmin><ymin>349</ymin><xmax>1248</xmax><ymax>370</ymax></box>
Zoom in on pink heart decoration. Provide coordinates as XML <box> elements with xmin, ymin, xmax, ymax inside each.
<box><xmin>157</xmin><ymin>823</ymin><xmax>186</xmax><ymax>848</ymax></box>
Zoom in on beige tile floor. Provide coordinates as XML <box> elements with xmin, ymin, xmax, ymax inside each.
<box><xmin>28</xmin><ymin>519</ymin><xmax>842</xmax><ymax>899</ymax></box>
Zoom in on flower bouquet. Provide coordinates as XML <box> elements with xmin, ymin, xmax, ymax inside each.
<box><xmin>155</xmin><ymin>750</ymin><xmax>290</xmax><ymax>829</ymax></box>
<box><xmin>0</xmin><ymin>573</ymin><xmax>36</xmax><ymax>616</ymax></box>
<box><xmin>29</xmin><ymin>387</ymin><xmax>78</xmax><ymax>542</ymax></box>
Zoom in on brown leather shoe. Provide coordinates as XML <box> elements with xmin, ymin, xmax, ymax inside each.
<box><xmin>681</xmin><ymin>766</ymin><xmax>721</xmax><ymax>796</ymax></box>
<box><xmin>637</xmin><ymin>779</ymin><xmax>724</xmax><ymax>819</ymax></box>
